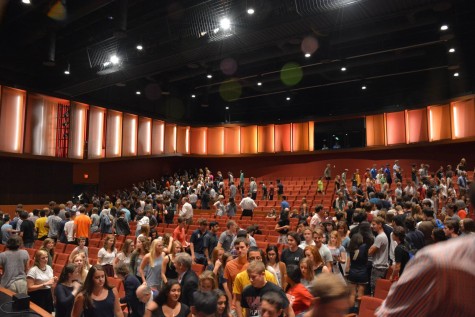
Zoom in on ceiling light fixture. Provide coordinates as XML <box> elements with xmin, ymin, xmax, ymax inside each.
<box><xmin>136</xmin><ymin>91</ymin><xmax>141</xmax><ymax>95</ymax></box>
<box><xmin>453</xmin><ymin>72</ymin><xmax>459</xmax><ymax>77</ymax></box>
<box><xmin>247</xmin><ymin>8</ymin><xmax>255</xmax><ymax>15</ymax></box>
<box><xmin>225</xmin><ymin>106</ymin><xmax>230</xmax><ymax>110</ymax></box>
<box><xmin>448</xmin><ymin>48</ymin><xmax>455</xmax><ymax>53</ymax></box>
<box><xmin>191</xmin><ymin>94</ymin><xmax>196</xmax><ymax>98</ymax></box>
<box><xmin>361</xmin><ymin>85</ymin><xmax>367</xmax><ymax>90</ymax></box>
<box><xmin>207</xmin><ymin>74</ymin><xmax>213</xmax><ymax>79</ymax></box>
<box><xmin>257</xmin><ymin>82</ymin><xmax>262</xmax><ymax>86</ymax></box>
<box><xmin>440</xmin><ymin>24</ymin><xmax>449</xmax><ymax>31</ymax></box>
<box><xmin>341</xmin><ymin>67</ymin><xmax>347</xmax><ymax>71</ymax></box>
<box><xmin>64</xmin><ymin>64</ymin><xmax>70</xmax><ymax>75</ymax></box>
<box><xmin>304</xmin><ymin>53</ymin><xmax>311</xmax><ymax>58</ymax></box>
<box><xmin>220</xmin><ymin>17</ymin><xmax>231</xmax><ymax>31</ymax></box>
<box><xmin>110</xmin><ymin>55</ymin><xmax>120</xmax><ymax>65</ymax></box>
<box><xmin>286</xmin><ymin>96</ymin><xmax>291</xmax><ymax>101</ymax></box>
<box><xmin>22</xmin><ymin>0</ymin><xmax>31</xmax><ymax>4</ymax></box>
<box><xmin>136</xmin><ymin>45</ymin><xmax>143</xmax><ymax>50</ymax></box>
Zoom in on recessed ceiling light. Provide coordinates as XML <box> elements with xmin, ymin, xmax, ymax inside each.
<box><xmin>305</xmin><ymin>53</ymin><xmax>311</xmax><ymax>58</ymax></box>
<box><xmin>257</xmin><ymin>82</ymin><xmax>262</xmax><ymax>86</ymax></box>
<box><xmin>108</xmin><ymin>16</ymin><xmax>114</xmax><ymax>20</ymax></box>
<box><xmin>341</xmin><ymin>67</ymin><xmax>347</xmax><ymax>71</ymax></box>
<box><xmin>286</xmin><ymin>97</ymin><xmax>291</xmax><ymax>101</ymax></box>
<box><xmin>448</xmin><ymin>48</ymin><xmax>455</xmax><ymax>53</ymax></box>
<box><xmin>247</xmin><ymin>8</ymin><xmax>255</xmax><ymax>15</ymax></box>
<box><xmin>136</xmin><ymin>45</ymin><xmax>143</xmax><ymax>50</ymax></box>
<box><xmin>136</xmin><ymin>91</ymin><xmax>141</xmax><ymax>95</ymax></box>
<box><xmin>440</xmin><ymin>24</ymin><xmax>449</xmax><ymax>31</ymax></box>
<box><xmin>225</xmin><ymin>106</ymin><xmax>230</xmax><ymax>110</ymax></box>
<box><xmin>207</xmin><ymin>74</ymin><xmax>213</xmax><ymax>79</ymax></box>
<box><xmin>453</xmin><ymin>72</ymin><xmax>459</xmax><ymax>77</ymax></box>
<box><xmin>22</xmin><ymin>0</ymin><xmax>31</xmax><ymax>4</ymax></box>
<box><xmin>361</xmin><ymin>85</ymin><xmax>367</xmax><ymax>90</ymax></box>
<box><xmin>220</xmin><ymin>17</ymin><xmax>231</xmax><ymax>30</ymax></box>
<box><xmin>64</xmin><ymin>70</ymin><xmax>70</xmax><ymax>75</ymax></box>
<box><xmin>191</xmin><ymin>94</ymin><xmax>196</xmax><ymax>98</ymax></box>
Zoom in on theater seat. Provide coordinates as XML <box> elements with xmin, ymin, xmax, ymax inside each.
<box><xmin>358</xmin><ymin>296</ymin><xmax>384</xmax><ymax>317</ymax></box>
<box><xmin>374</xmin><ymin>279</ymin><xmax>392</xmax><ymax>300</ymax></box>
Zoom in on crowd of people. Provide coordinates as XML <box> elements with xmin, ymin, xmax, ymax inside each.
<box><xmin>0</xmin><ymin>160</ymin><xmax>473</xmax><ymax>317</ymax></box>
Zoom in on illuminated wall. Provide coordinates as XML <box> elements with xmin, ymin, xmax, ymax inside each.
<box><xmin>0</xmin><ymin>87</ymin><xmax>26</xmax><ymax>154</ymax></box>
<box><xmin>0</xmin><ymin>84</ymin><xmax>474</xmax><ymax>161</ymax></box>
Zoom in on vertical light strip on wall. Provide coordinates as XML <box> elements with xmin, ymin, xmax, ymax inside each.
<box><xmin>429</xmin><ymin>108</ymin><xmax>433</xmax><ymax>141</ymax></box>
<box><xmin>76</xmin><ymin>107</ymin><xmax>85</xmax><ymax>157</ymax></box>
<box><xmin>146</xmin><ymin>120</ymin><xmax>151</xmax><ymax>154</ymax></box>
<box><xmin>114</xmin><ymin>115</ymin><xmax>121</xmax><ymax>156</ymax></box>
<box><xmin>453</xmin><ymin>106</ymin><xmax>459</xmax><ymax>138</ymax></box>
<box><xmin>96</xmin><ymin>110</ymin><xmax>104</xmax><ymax>157</ymax></box>
<box><xmin>130</xmin><ymin>117</ymin><xmax>137</xmax><ymax>155</ymax></box>
<box><xmin>13</xmin><ymin>95</ymin><xmax>22</xmax><ymax>152</ymax></box>
<box><xmin>221</xmin><ymin>129</ymin><xmax>225</xmax><ymax>154</ymax></box>
<box><xmin>203</xmin><ymin>129</ymin><xmax>207</xmax><ymax>154</ymax></box>
<box><xmin>185</xmin><ymin>127</ymin><xmax>190</xmax><ymax>154</ymax></box>
<box><xmin>173</xmin><ymin>126</ymin><xmax>177</xmax><ymax>152</ymax></box>
<box><xmin>160</xmin><ymin>123</ymin><xmax>165</xmax><ymax>153</ymax></box>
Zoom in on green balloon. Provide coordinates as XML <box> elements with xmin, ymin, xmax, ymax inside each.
<box><xmin>280</xmin><ymin>62</ymin><xmax>303</xmax><ymax>86</ymax></box>
<box><xmin>220</xmin><ymin>79</ymin><xmax>242</xmax><ymax>102</ymax></box>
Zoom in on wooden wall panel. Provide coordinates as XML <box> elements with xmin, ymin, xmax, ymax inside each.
<box><xmin>138</xmin><ymin>117</ymin><xmax>152</xmax><ymax>156</ymax></box>
<box><xmin>292</xmin><ymin>122</ymin><xmax>309</xmax><ymax>152</ymax></box>
<box><xmin>274</xmin><ymin>124</ymin><xmax>291</xmax><ymax>152</ymax></box>
<box><xmin>164</xmin><ymin>123</ymin><xmax>176</xmax><ymax>154</ymax></box>
<box><xmin>176</xmin><ymin>126</ymin><xmax>190</xmax><ymax>154</ymax></box>
<box><xmin>151</xmin><ymin>120</ymin><xmax>165</xmax><ymax>155</ymax></box>
<box><xmin>0</xmin><ymin>87</ymin><xmax>26</xmax><ymax>154</ymax></box>
<box><xmin>366</xmin><ymin>114</ymin><xmax>385</xmax><ymax>146</ymax></box>
<box><xmin>224</xmin><ymin>127</ymin><xmax>240</xmax><ymax>154</ymax></box>
<box><xmin>428</xmin><ymin>104</ymin><xmax>451</xmax><ymax>141</ymax></box>
<box><xmin>406</xmin><ymin>109</ymin><xmax>428</xmax><ymax>143</ymax></box>
<box><xmin>258</xmin><ymin>124</ymin><xmax>274</xmax><ymax>153</ymax></box>
<box><xmin>451</xmin><ymin>98</ymin><xmax>475</xmax><ymax>139</ymax></box>
<box><xmin>240</xmin><ymin>125</ymin><xmax>258</xmax><ymax>154</ymax></box>
<box><xmin>208</xmin><ymin>127</ymin><xmax>225</xmax><ymax>155</ymax></box>
<box><xmin>122</xmin><ymin>114</ymin><xmax>138</xmax><ymax>157</ymax></box>
<box><xmin>190</xmin><ymin>127</ymin><xmax>207</xmax><ymax>155</ymax></box>
<box><xmin>385</xmin><ymin>111</ymin><xmax>406</xmax><ymax>145</ymax></box>
<box><xmin>105</xmin><ymin>110</ymin><xmax>122</xmax><ymax>158</ymax></box>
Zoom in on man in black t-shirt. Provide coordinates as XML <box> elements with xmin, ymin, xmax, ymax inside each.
<box><xmin>241</xmin><ymin>261</ymin><xmax>294</xmax><ymax>317</ymax></box>
<box><xmin>19</xmin><ymin>211</ymin><xmax>35</xmax><ymax>248</ymax></box>
<box><xmin>280</xmin><ymin>232</ymin><xmax>304</xmax><ymax>267</ymax></box>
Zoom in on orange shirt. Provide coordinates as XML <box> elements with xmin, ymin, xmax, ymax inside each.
<box><xmin>224</xmin><ymin>258</ymin><xmax>248</xmax><ymax>291</ymax></box>
<box><xmin>74</xmin><ymin>214</ymin><xmax>92</xmax><ymax>238</ymax></box>
<box><xmin>173</xmin><ymin>226</ymin><xmax>187</xmax><ymax>246</ymax></box>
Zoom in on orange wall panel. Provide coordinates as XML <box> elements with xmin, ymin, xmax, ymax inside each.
<box><xmin>164</xmin><ymin>124</ymin><xmax>177</xmax><ymax>154</ymax></box>
<box><xmin>451</xmin><ymin>98</ymin><xmax>475</xmax><ymax>139</ymax></box>
<box><xmin>0</xmin><ymin>87</ymin><xmax>26</xmax><ymax>154</ymax></box>
<box><xmin>176</xmin><ymin>126</ymin><xmax>190</xmax><ymax>154</ymax></box>
<box><xmin>406</xmin><ymin>109</ymin><xmax>428</xmax><ymax>143</ymax></box>
<box><xmin>366</xmin><ymin>114</ymin><xmax>385</xmax><ymax>146</ymax></box>
<box><xmin>428</xmin><ymin>104</ymin><xmax>451</xmax><ymax>141</ymax></box>
<box><xmin>385</xmin><ymin>111</ymin><xmax>406</xmax><ymax>145</ymax></box>
<box><xmin>224</xmin><ymin>127</ymin><xmax>240</xmax><ymax>154</ymax></box>
<box><xmin>258</xmin><ymin>124</ymin><xmax>275</xmax><ymax>153</ymax></box>
<box><xmin>240</xmin><ymin>125</ymin><xmax>258</xmax><ymax>154</ymax></box>
<box><xmin>190</xmin><ymin>127</ymin><xmax>207</xmax><ymax>155</ymax></box>
<box><xmin>152</xmin><ymin>120</ymin><xmax>165</xmax><ymax>155</ymax></box>
<box><xmin>138</xmin><ymin>117</ymin><xmax>152</xmax><ymax>156</ymax></box>
<box><xmin>122</xmin><ymin>113</ymin><xmax>138</xmax><ymax>157</ymax></box>
<box><xmin>208</xmin><ymin>127</ymin><xmax>225</xmax><ymax>155</ymax></box>
<box><xmin>274</xmin><ymin>124</ymin><xmax>291</xmax><ymax>152</ymax></box>
<box><xmin>105</xmin><ymin>110</ymin><xmax>123</xmax><ymax>158</ymax></box>
<box><xmin>292</xmin><ymin>122</ymin><xmax>309</xmax><ymax>152</ymax></box>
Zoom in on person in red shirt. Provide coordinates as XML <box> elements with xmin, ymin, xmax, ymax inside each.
<box><xmin>173</xmin><ymin>217</ymin><xmax>189</xmax><ymax>248</ymax></box>
<box><xmin>285</xmin><ymin>264</ymin><xmax>313</xmax><ymax>315</ymax></box>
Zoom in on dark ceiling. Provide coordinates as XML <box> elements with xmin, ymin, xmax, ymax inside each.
<box><xmin>0</xmin><ymin>0</ymin><xmax>473</xmax><ymax>125</ymax></box>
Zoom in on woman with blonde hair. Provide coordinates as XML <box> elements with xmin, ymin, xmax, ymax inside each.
<box><xmin>299</xmin><ymin>257</ymin><xmax>316</xmax><ymax>291</ymax></box>
<box><xmin>139</xmin><ymin>239</ymin><xmax>164</xmax><ymax>290</ymax></box>
<box><xmin>98</xmin><ymin>235</ymin><xmax>117</xmax><ymax>277</ymax></box>
<box><xmin>72</xmin><ymin>252</ymin><xmax>89</xmax><ymax>283</ymax></box>
<box><xmin>198</xmin><ymin>270</ymin><xmax>217</xmax><ymax>291</ymax></box>
<box><xmin>304</xmin><ymin>245</ymin><xmax>329</xmax><ymax>276</ymax></box>
<box><xmin>327</xmin><ymin>230</ymin><xmax>347</xmax><ymax>279</ymax></box>
<box><xmin>27</xmin><ymin>249</ymin><xmax>57</xmax><ymax>313</ymax></box>
<box><xmin>114</xmin><ymin>239</ymin><xmax>134</xmax><ymax>269</ymax></box>
<box><xmin>161</xmin><ymin>240</ymin><xmax>182</xmax><ymax>285</ymax></box>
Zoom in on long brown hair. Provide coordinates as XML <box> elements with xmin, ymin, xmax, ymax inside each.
<box><xmin>80</xmin><ymin>265</ymin><xmax>113</xmax><ymax>309</ymax></box>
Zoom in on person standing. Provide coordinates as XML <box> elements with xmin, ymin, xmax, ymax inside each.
<box><xmin>324</xmin><ymin>164</ymin><xmax>332</xmax><ymax>181</ymax></box>
<box><xmin>179</xmin><ymin>197</ymin><xmax>193</xmax><ymax>225</ymax></box>
<box><xmin>217</xmin><ymin>220</ymin><xmax>238</xmax><ymax>253</ymax></box>
<box><xmin>203</xmin><ymin>221</ymin><xmax>220</xmax><ymax>266</ymax></box>
<box><xmin>0</xmin><ymin>236</ymin><xmax>29</xmax><ymax>293</ymax></box>
<box><xmin>281</xmin><ymin>232</ymin><xmax>304</xmax><ymax>267</ymax></box>
<box><xmin>46</xmin><ymin>207</ymin><xmax>62</xmax><ymax>241</ymax></box>
<box><xmin>239</xmin><ymin>170</ymin><xmax>245</xmax><ymax>196</ymax></box>
<box><xmin>239</xmin><ymin>193</ymin><xmax>257</xmax><ymax>220</ymax></box>
<box><xmin>19</xmin><ymin>211</ymin><xmax>35</xmax><ymax>248</ymax></box>
<box><xmin>190</xmin><ymin>219</ymin><xmax>209</xmax><ymax>266</ymax></box>
<box><xmin>249</xmin><ymin>177</ymin><xmax>258</xmax><ymax>200</ymax></box>
<box><xmin>173</xmin><ymin>252</ymin><xmax>199</xmax><ymax>307</ymax></box>
<box><xmin>73</xmin><ymin>206</ymin><xmax>91</xmax><ymax>245</ymax></box>
<box><xmin>54</xmin><ymin>264</ymin><xmax>82</xmax><ymax>317</ymax></box>
<box><xmin>369</xmin><ymin>217</ymin><xmax>389</xmax><ymax>295</ymax></box>
<box><xmin>276</xmin><ymin>179</ymin><xmax>284</xmax><ymax>200</ymax></box>
<box><xmin>35</xmin><ymin>210</ymin><xmax>48</xmax><ymax>241</ymax></box>
<box><xmin>27</xmin><ymin>250</ymin><xmax>56</xmax><ymax>313</ymax></box>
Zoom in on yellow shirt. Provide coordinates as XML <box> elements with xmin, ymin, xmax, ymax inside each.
<box><xmin>35</xmin><ymin>216</ymin><xmax>48</xmax><ymax>239</ymax></box>
<box><xmin>233</xmin><ymin>269</ymin><xmax>278</xmax><ymax>295</ymax></box>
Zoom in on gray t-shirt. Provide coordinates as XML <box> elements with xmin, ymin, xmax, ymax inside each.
<box><xmin>373</xmin><ymin>232</ymin><xmax>389</xmax><ymax>269</ymax></box>
<box><xmin>319</xmin><ymin>244</ymin><xmax>333</xmax><ymax>265</ymax></box>
<box><xmin>218</xmin><ymin>231</ymin><xmax>235</xmax><ymax>253</ymax></box>
<box><xmin>0</xmin><ymin>250</ymin><xmax>29</xmax><ymax>288</ymax></box>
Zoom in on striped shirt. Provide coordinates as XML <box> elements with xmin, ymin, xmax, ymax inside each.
<box><xmin>376</xmin><ymin>234</ymin><xmax>475</xmax><ymax>317</ymax></box>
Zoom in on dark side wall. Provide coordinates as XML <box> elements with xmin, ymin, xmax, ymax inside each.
<box><xmin>0</xmin><ymin>156</ymin><xmax>73</xmax><ymax>204</ymax></box>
